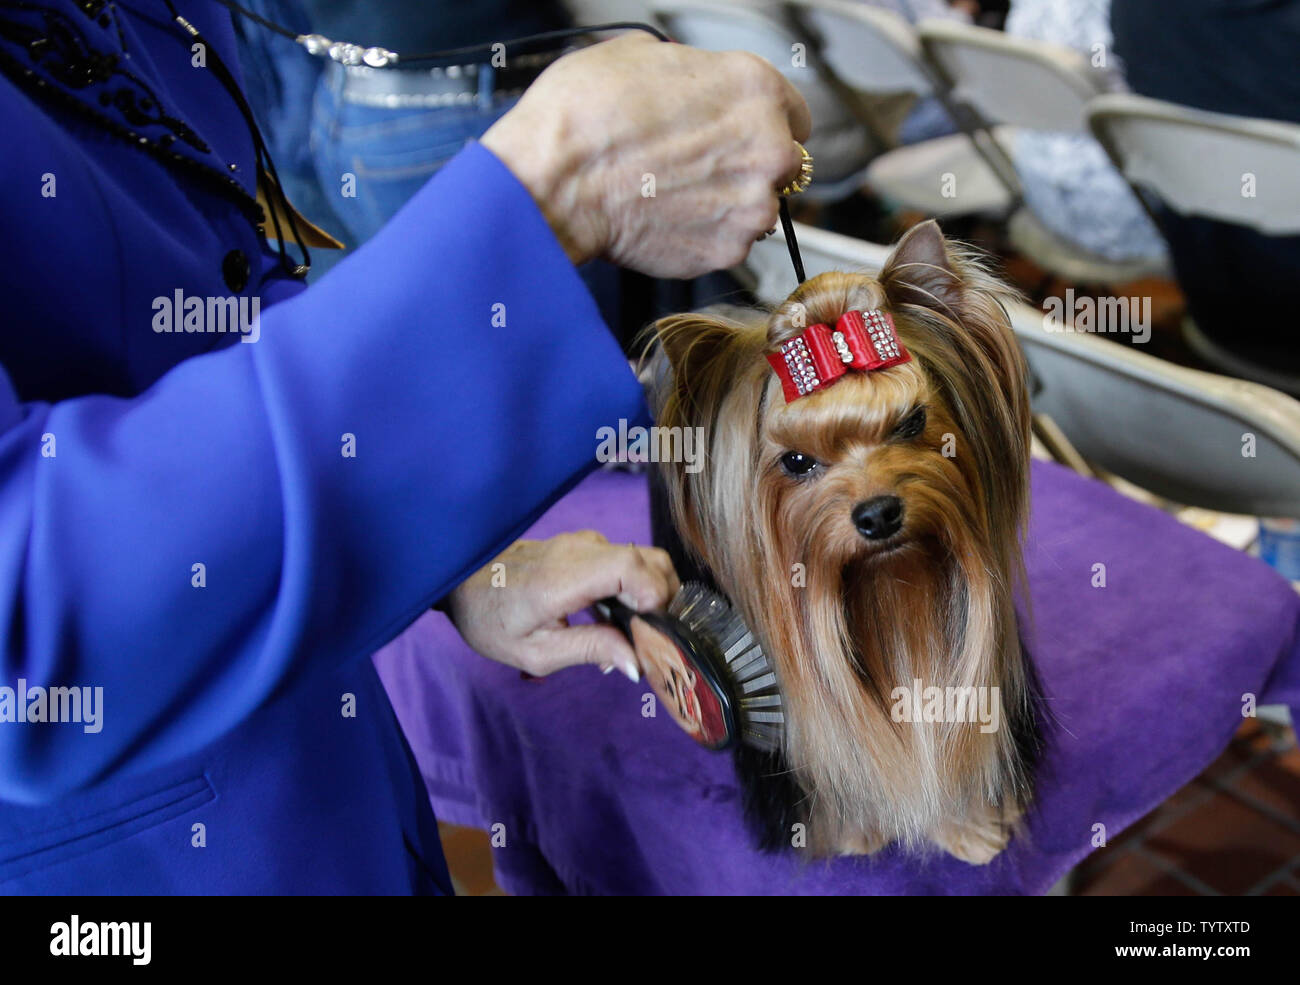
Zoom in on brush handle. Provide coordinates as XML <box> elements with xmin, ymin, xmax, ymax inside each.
<box><xmin>594</xmin><ymin>594</ymin><xmax>738</xmax><ymax>751</ymax></box>
<box><xmin>593</xmin><ymin>596</ymin><xmax>637</xmax><ymax>642</ymax></box>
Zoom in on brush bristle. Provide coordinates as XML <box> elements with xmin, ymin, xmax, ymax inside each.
<box><xmin>668</xmin><ymin>582</ymin><xmax>785</xmax><ymax>751</ymax></box>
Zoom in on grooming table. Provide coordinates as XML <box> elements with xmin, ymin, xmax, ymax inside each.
<box><xmin>373</xmin><ymin>461</ymin><xmax>1300</xmax><ymax>895</ymax></box>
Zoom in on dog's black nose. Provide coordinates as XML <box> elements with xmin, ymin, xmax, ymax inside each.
<box><xmin>853</xmin><ymin>496</ymin><xmax>903</xmax><ymax>540</ymax></box>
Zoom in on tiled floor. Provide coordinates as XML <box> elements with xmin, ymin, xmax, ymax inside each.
<box><xmin>439</xmin><ymin>718</ymin><xmax>1300</xmax><ymax>896</ymax></box>
<box><xmin>1075</xmin><ymin>717</ymin><xmax>1300</xmax><ymax>896</ymax></box>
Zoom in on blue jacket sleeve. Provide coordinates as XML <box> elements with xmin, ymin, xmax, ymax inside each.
<box><xmin>0</xmin><ymin>142</ymin><xmax>646</xmax><ymax>803</ymax></box>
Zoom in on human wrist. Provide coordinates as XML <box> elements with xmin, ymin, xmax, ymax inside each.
<box><xmin>480</xmin><ymin>106</ymin><xmax>605</xmax><ymax>267</ymax></box>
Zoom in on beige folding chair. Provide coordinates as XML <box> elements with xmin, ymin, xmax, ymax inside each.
<box><xmin>915</xmin><ymin>19</ymin><xmax>1171</xmax><ymax>285</ymax></box>
<box><xmin>651</xmin><ymin>0</ymin><xmax>876</xmax><ymax>199</ymax></box>
<box><xmin>746</xmin><ymin>221</ymin><xmax>1300</xmax><ymax>518</ymax></box>
<box><xmin>565</xmin><ymin>0</ymin><xmax>657</xmax><ymax>21</ymax></box>
<box><xmin>787</xmin><ymin>0</ymin><xmax>1014</xmax><ymax>218</ymax></box>
<box><xmin>1087</xmin><ymin>93</ymin><xmax>1300</xmax><ymax>396</ymax></box>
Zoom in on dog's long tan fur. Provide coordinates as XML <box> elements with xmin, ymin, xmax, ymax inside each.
<box><xmin>645</xmin><ymin>221</ymin><xmax>1038</xmax><ymax>862</ymax></box>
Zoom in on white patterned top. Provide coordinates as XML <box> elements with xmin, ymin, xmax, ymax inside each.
<box><xmin>1004</xmin><ymin>0</ymin><xmax>1167</xmax><ymax>262</ymax></box>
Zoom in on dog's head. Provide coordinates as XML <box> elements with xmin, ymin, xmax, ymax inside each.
<box><xmin>646</xmin><ymin>221</ymin><xmax>1035</xmax><ymax>850</ymax></box>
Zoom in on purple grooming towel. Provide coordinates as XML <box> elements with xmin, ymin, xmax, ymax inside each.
<box><xmin>373</xmin><ymin>461</ymin><xmax>1300</xmax><ymax>895</ymax></box>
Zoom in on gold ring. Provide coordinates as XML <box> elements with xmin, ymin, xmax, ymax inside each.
<box><xmin>780</xmin><ymin>142</ymin><xmax>814</xmax><ymax>197</ymax></box>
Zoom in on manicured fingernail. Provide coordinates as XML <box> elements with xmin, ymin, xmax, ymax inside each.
<box><xmin>622</xmin><ymin>663</ymin><xmax>640</xmax><ymax>683</ymax></box>
<box><xmin>617</xmin><ymin>592</ymin><xmax>639</xmax><ymax>610</ymax></box>
<box><xmin>601</xmin><ymin>665</ymin><xmax>615</xmax><ymax>675</ymax></box>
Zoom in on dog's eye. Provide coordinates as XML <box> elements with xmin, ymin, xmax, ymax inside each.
<box><xmin>893</xmin><ymin>406</ymin><xmax>927</xmax><ymax>440</ymax></box>
<box><xmin>779</xmin><ymin>451</ymin><xmax>818</xmax><ymax>477</ymax></box>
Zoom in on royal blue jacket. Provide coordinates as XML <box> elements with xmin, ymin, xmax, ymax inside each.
<box><xmin>0</xmin><ymin>0</ymin><xmax>644</xmax><ymax>893</ymax></box>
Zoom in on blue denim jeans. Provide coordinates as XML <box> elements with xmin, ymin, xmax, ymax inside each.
<box><xmin>311</xmin><ymin>64</ymin><xmax>518</xmax><ymax>248</ymax></box>
<box><xmin>309</xmin><ymin>64</ymin><xmax>623</xmax><ymax>326</ymax></box>
<box><xmin>237</xmin><ymin>10</ymin><xmax>622</xmax><ymax>326</ymax></box>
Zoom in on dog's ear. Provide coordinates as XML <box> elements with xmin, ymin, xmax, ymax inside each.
<box><xmin>878</xmin><ymin>219</ymin><xmax>966</xmax><ymax>320</ymax></box>
<box><xmin>642</xmin><ymin>310</ymin><xmax>765</xmax><ymax>425</ymax></box>
<box><xmin>877</xmin><ymin>219</ymin><xmax>1028</xmax><ymax>444</ymax></box>
<box><xmin>641</xmin><ymin>311</ymin><xmax>768</xmax><ymax>566</ymax></box>
<box><xmin>650</xmin><ymin>312</ymin><xmax>739</xmax><ymax>388</ymax></box>
<box><xmin>881</xmin><ymin>222</ymin><xmax>1033</xmax><ymax>546</ymax></box>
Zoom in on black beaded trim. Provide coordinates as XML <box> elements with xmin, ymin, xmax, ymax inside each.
<box><xmin>99</xmin><ymin>2</ymin><xmax>129</xmax><ymax>57</ymax></box>
<box><xmin>1</xmin><ymin>4</ymin><xmax>208</xmax><ymax>151</ymax></box>
<box><xmin>0</xmin><ymin>43</ymin><xmax>266</xmax><ymax>230</ymax></box>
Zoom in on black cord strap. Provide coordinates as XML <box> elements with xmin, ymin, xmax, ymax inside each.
<box><xmin>163</xmin><ymin>0</ymin><xmax>310</xmax><ymax>279</ymax></box>
<box><xmin>400</xmin><ymin>23</ymin><xmax>671</xmax><ymax>65</ymax></box>
<box><xmin>207</xmin><ymin>0</ymin><xmax>669</xmax><ymax>63</ymax></box>
<box><xmin>778</xmin><ymin>198</ymin><xmax>806</xmax><ymax>284</ymax></box>
<box><xmin>169</xmin><ymin>1</ymin><xmax>807</xmax><ymax>287</ymax></box>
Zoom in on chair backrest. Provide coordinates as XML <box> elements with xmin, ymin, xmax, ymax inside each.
<box><xmin>1087</xmin><ymin>93</ymin><xmax>1300</xmax><ymax>237</ymax></box>
<box><xmin>654</xmin><ymin>1</ymin><xmax>796</xmax><ymax>67</ymax></box>
<box><xmin>652</xmin><ymin>1</ymin><xmax>872</xmax><ymax>185</ymax></box>
<box><xmin>746</xmin><ymin>224</ymin><xmax>1300</xmax><ymax>517</ymax></box>
<box><xmin>787</xmin><ymin>0</ymin><xmax>935</xmax><ymax>97</ymax></box>
<box><xmin>917</xmin><ymin>18</ymin><xmax>1105</xmax><ymax>133</ymax></box>
<box><xmin>566</xmin><ymin>0</ymin><xmax>657</xmax><ymax>22</ymax></box>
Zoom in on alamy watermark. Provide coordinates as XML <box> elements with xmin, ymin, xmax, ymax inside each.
<box><xmin>1043</xmin><ymin>289</ymin><xmax>1151</xmax><ymax>344</ymax></box>
<box><xmin>152</xmin><ymin>290</ymin><xmax>261</xmax><ymax>343</ymax></box>
<box><xmin>0</xmin><ymin>679</ymin><xmax>103</xmax><ymax>733</ymax></box>
<box><xmin>50</xmin><ymin>915</ymin><xmax>150</xmax><ymax>965</ymax></box>
<box><xmin>596</xmin><ymin>419</ymin><xmax>705</xmax><ymax>474</ymax></box>
<box><xmin>890</xmin><ymin>679</ymin><xmax>1001</xmax><ymax>733</ymax></box>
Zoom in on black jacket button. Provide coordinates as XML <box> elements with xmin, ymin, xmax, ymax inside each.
<box><xmin>222</xmin><ymin>249</ymin><xmax>250</xmax><ymax>293</ymax></box>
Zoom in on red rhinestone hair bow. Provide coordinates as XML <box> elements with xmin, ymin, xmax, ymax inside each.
<box><xmin>766</xmin><ymin>309</ymin><xmax>911</xmax><ymax>403</ymax></box>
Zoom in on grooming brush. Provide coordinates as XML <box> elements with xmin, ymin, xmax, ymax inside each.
<box><xmin>595</xmin><ymin>583</ymin><xmax>784</xmax><ymax>752</ymax></box>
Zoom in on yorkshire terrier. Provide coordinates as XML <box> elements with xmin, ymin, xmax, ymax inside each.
<box><xmin>644</xmin><ymin>220</ymin><xmax>1043</xmax><ymax>863</ymax></box>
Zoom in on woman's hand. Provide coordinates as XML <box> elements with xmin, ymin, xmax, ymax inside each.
<box><xmin>445</xmin><ymin>531</ymin><xmax>680</xmax><ymax>681</ymax></box>
<box><xmin>481</xmin><ymin>32</ymin><xmax>811</xmax><ymax>278</ymax></box>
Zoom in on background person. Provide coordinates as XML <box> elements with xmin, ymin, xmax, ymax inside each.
<box><xmin>1111</xmin><ymin>0</ymin><xmax>1300</xmax><ymax>378</ymax></box>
